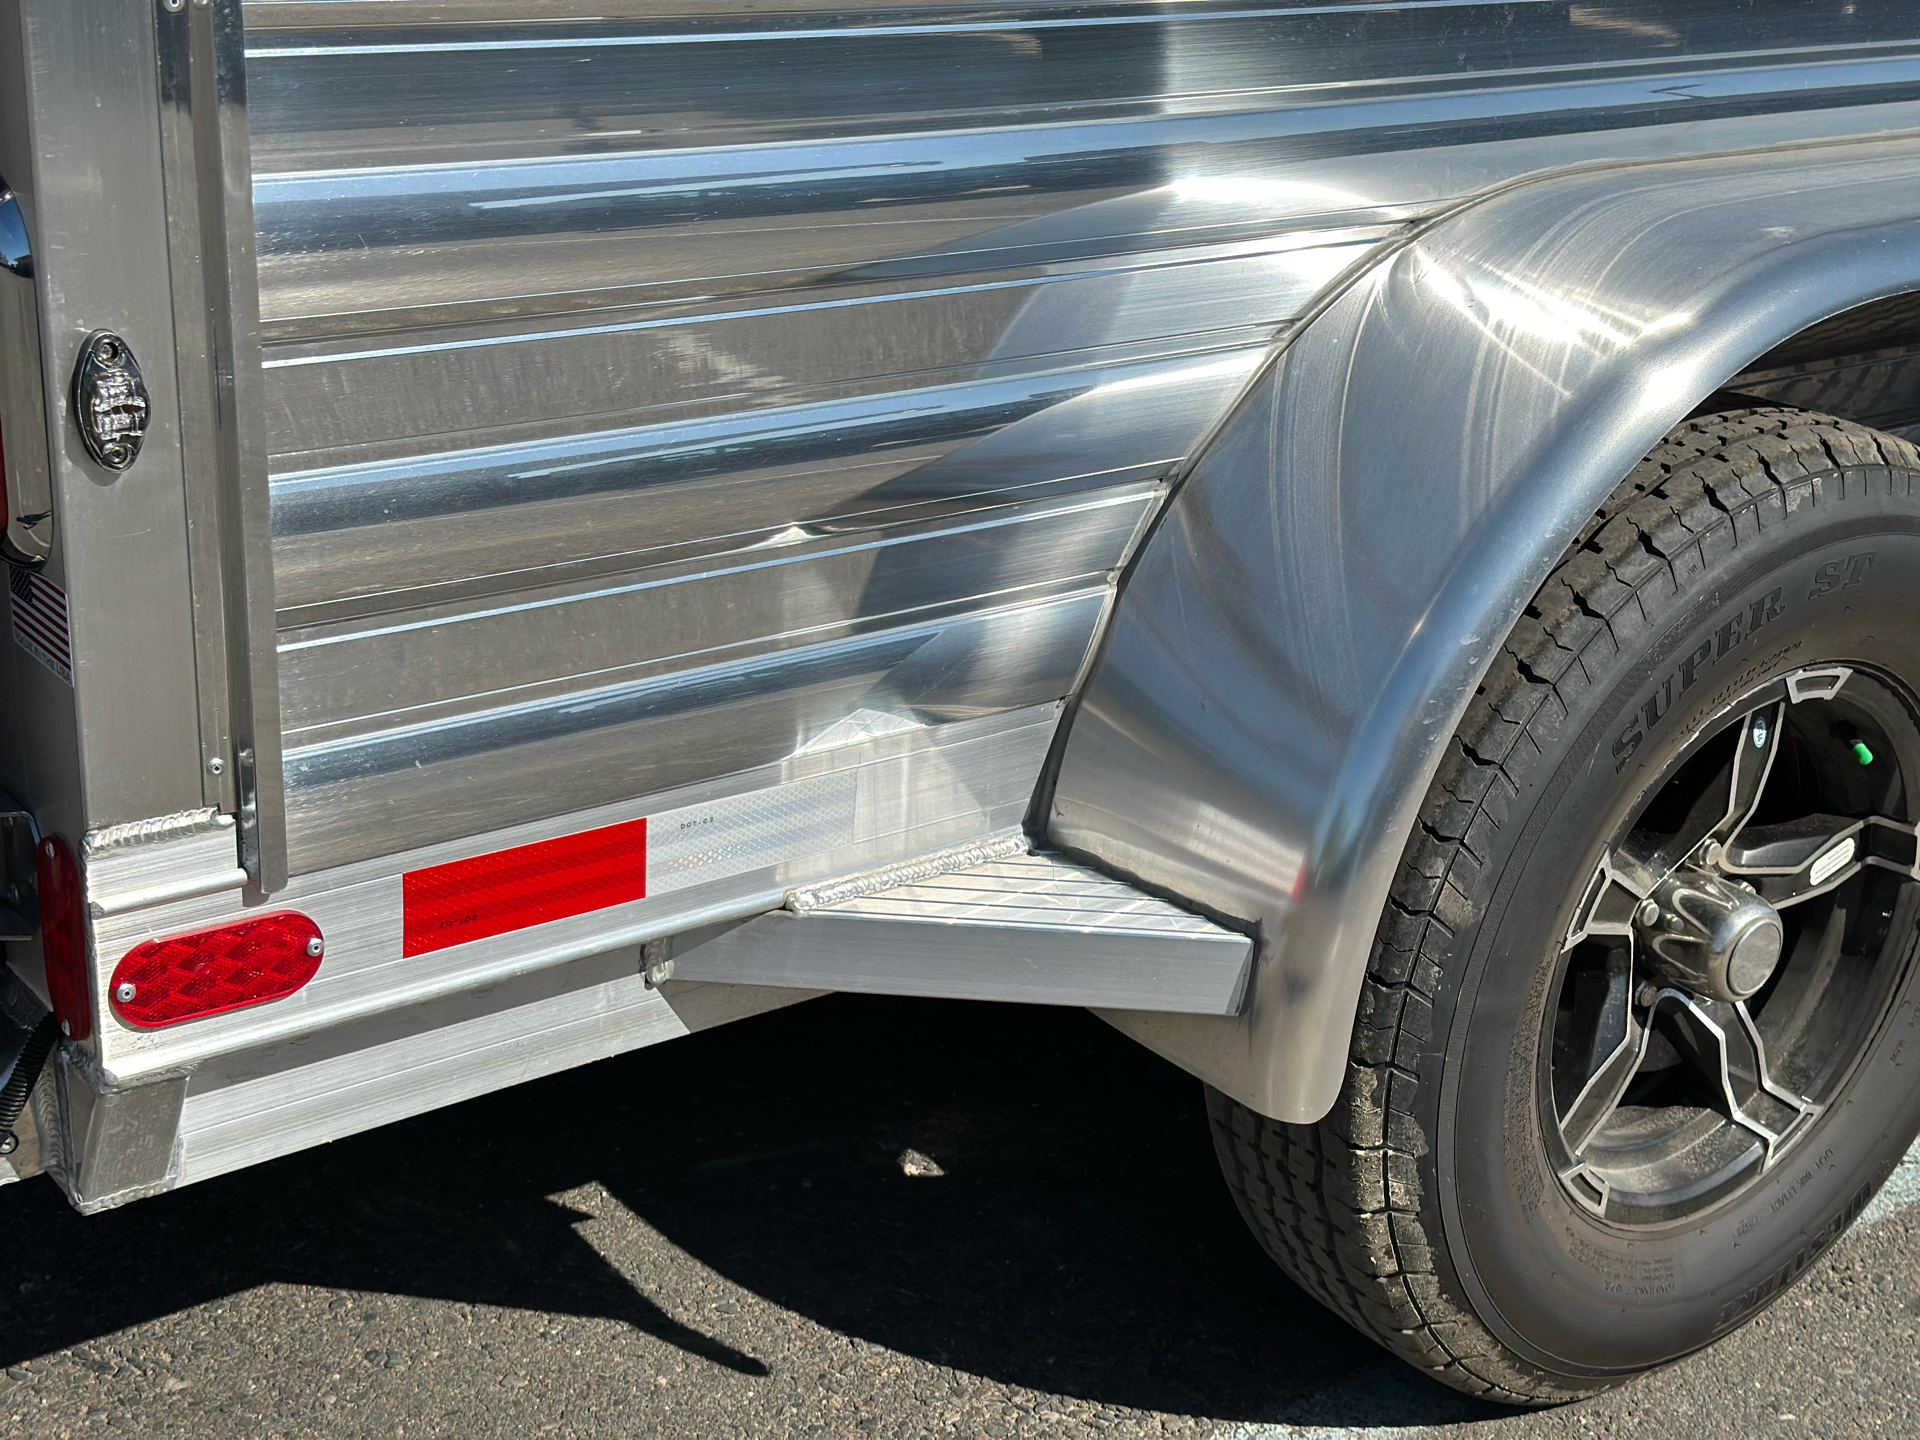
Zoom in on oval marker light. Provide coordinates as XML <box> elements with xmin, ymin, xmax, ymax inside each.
<box><xmin>110</xmin><ymin>912</ymin><xmax>324</xmax><ymax>1029</ymax></box>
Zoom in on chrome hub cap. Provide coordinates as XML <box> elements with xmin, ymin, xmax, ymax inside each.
<box><xmin>1545</xmin><ymin>665</ymin><xmax>1920</xmax><ymax>1225</ymax></box>
<box><xmin>1636</xmin><ymin>864</ymin><xmax>1783</xmax><ymax>1002</ymax></box>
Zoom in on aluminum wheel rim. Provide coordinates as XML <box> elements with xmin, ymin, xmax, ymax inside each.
<box><xmin>1542</xmin><ymin>664</ymin><xmax>1920</xmax><ymax>1227</ymax></box>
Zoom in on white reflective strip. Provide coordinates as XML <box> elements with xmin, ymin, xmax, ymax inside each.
<box><xmin>1809</xmin><ymin>836</ymin><xmax>1857</xmax><ymax>888</ymax></box>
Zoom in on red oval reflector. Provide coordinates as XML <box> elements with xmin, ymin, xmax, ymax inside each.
<box><xmin>35</xmin><ymin>835</ymin><xmax>88</xmax><ymax>1039</ymax></box>
<box><xmin>110</xmin><ymin>912</ymin><xmax>323</xmax><ymax>1029</ymax></box>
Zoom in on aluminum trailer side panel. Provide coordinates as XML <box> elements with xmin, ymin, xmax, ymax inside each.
<box><xmin>0</xmin><ymin>0</ymin><xmax>1916</xmax><ymax>1199</ymax></box>
<box><xmin>241</xmin><ymin>0</ymin><xmax>1920</xmax><ymax>879</ymax></box>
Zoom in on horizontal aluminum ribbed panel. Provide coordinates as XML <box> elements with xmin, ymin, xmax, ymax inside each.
<box><xmin>277</xmin><ymin>486</ymin><xmax>1150</xmax><ymax>745</ymax></box>
<box><xmin>241</xmin><ymin>0</ymin><xmax>1920</xmax><ymax>876</ymax></box>
<box><xmin>281</xmin><ymin>589</ymin><xmax>1110</xmax><ymax>870</ymax></box>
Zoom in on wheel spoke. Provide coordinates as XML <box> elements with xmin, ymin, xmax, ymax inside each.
<box><xmin>1863</xmin><ymin>815</ymin><xmax>1920</xmax><ymax>881</ymax></box>
<box><xmin>1722</xmin><ymin>813</ymin><xmax>1915</xmax><ymax>907</ymax></box>
<box><xmin>1717</xmin><ymin>702</ymin><xmax>1786</xmax><ymax>845</ymax></box>
<box><xmin>1558</xmin><ymin>1003</ymin><xmax>1648</xmax><ymax>1158</ymax></box>
<box><xmin>1562</xmin><ymin>849</ymin><xmax>1648</xmax><ymax>948</ymax></box>
<box><xmin>1734</xmin><ymin>999</ymin><xmax>1825</xmax><ymax>1117</ymax></box>
<box><xmin>1614</xmin><ymin>701</ymin><xmax>1787</xmax><ymax>884</ymax></box>
<box><xmin>1649</xmin><ymin>991</ymin><xmax>1817</xmax><ymax>1157</ymax></box>
<box><xmin>1556</xmin><ymin>858</ymin><xmax>1652</xmax><ymax>1167</ymax></box>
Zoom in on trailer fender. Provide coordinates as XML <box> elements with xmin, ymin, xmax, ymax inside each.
<box><xmin>1046</xmin><ymin>133</ymin><xmax>1920</xmax><ymax>1123</ymax></box>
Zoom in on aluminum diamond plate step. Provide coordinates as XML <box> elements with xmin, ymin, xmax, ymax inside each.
<box><xmin>663</xmin><ymin>846</ymin><xmax>1253</xmax><ymax>1015</ymax></box>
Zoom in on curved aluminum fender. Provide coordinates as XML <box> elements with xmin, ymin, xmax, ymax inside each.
<box><xmin>1047</xmin><ymin>133</ymin><xmax>1920</xmax><ymax>1123</ymax></box>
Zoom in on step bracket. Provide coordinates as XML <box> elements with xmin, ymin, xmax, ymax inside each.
<box><xmin>666</xmin><ymin>848</ymin><xmax>1252</xmax><ymax>1015</ymax></box>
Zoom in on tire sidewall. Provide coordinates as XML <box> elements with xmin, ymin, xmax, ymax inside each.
<box><xmin>1428</xmin><ymin>490</ymin><xmax>1920</xmax><ymax>1379</ymax></box>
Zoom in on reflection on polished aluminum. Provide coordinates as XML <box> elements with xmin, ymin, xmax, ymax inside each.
<box><xmin>277</xmin><ymin>487</ymin><xmax>1151</xmax><ymax>739</ymax></box>
<box><xmin>280</xmin><ymin>582</ymin><xmax>1117</xmax><ymax>870</ymax></box>
<box><xmin>1052</xmin><ymin>136</ymin><xmax>1920</xmax><ymax>1123</ymax></box>
<box><xmin>268</xmin><ymin>350</ymin><xmax>1269</xmax><ymax>622</ymax></box>
<box><xmin>241</xmin><ymin>0</ymin><xmax>1920</xmax><ymax>892</ymax></box>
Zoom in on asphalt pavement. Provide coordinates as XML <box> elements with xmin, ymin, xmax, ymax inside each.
<box><xmin>2</xmin><ymin>992</ymin><xmax>1917</xmax><ymax>1439</ymax></box>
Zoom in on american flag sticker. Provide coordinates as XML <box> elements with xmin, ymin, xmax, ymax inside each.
<box><xmin>9</xmin><ymin>567</ymin><xmax>72</xmax><ymax>686</ymax></box>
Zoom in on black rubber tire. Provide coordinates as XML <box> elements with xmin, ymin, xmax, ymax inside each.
<box><xmin>1209</xmin><ymin>407</ymin><xmax>1920</xmax><ymax>1404</ymax></box>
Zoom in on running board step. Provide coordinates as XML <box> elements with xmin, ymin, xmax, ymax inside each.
<box><xmin>662</xmin><ymin>849</ymin><xmax>1252</xmax><ymax>1015</ymax></box>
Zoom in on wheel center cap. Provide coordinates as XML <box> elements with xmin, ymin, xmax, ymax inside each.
<box><xmin>1636</xmin><ymin>866</ymin><xmax>1784</xmax><ymax>1003</ymax></box>
<box><xmin>1725</xmin><ymin>916</ymin><xmax>1785</xmax><ymax>997</ymax></box>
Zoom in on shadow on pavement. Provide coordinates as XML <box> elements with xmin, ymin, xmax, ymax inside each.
<box><xmin>0</xmin><ymin>992</ymin><xmax>1502</xmax><ymax>1429</ymax></box>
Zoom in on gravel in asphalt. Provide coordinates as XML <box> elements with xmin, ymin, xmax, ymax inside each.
<box><xmin>2</xmin><ymin>992</ymin><xmax>1917</xmax><ymax>1439</ymax></box>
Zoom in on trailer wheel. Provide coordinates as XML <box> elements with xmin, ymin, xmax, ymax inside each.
<box><xmin>1209</xmin><ymin>408</ymin><xmax>1920</xmax><ymax>1404</ymax></box>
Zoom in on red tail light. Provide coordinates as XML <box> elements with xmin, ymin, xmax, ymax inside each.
<box><xmin>35</xmin><ymin>835</ymin><xmax>88</xmax><ymax>1039</ymax></box>
<box><xmin>110</xmin><ymin>912</ymin><xmax>324</xmax><ymax>1029</ymax></box>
